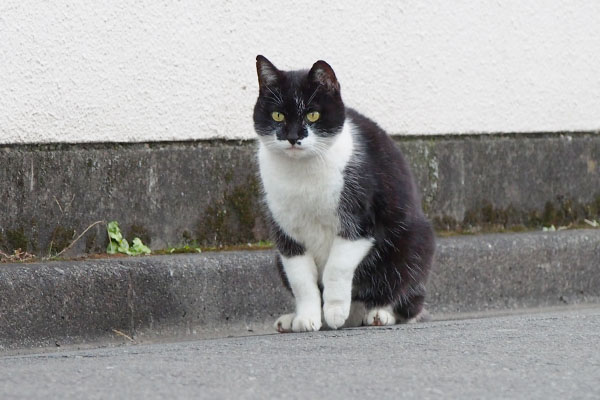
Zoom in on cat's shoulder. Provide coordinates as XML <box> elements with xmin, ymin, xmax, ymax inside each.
<box><xmin>345</xmin><ymin>107</ymin><xmax>397</xmax><ymax>150</ymax></box>
<box><xmin>345</xmin><ymin>107</ymin><xmax>383</xmax><ymax>133</ymax></box>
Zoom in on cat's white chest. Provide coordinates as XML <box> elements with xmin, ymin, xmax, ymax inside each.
<box><xmin>258</xmin><ymin>123</ymin><xmax>355</xmax><ymax>267</ymax></box>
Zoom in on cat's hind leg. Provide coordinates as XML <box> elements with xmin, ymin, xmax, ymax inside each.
<box><xmin>359</xmin><ymin>304</ymin><xmax>429</xmax><ymax>326</ymax></box>
<box><xmin>363</xmin><ymin>305</ymin><xmax>397</xmax><ymax>326</ymax></box>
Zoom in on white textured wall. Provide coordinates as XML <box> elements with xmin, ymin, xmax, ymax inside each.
<box><xmin>1</xmin><ymin>1</ymin><xmax>600</xmax><ymax>144</ymax></box>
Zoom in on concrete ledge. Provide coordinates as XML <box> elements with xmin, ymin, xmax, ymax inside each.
<box><xmin>1</xmin><ymin>229</ymin><xmax>599</xmax><ymax>352</ymax></box>
<box><xmin>1</xmin><ymin>132</ymin><xmax>599</xmax><ymax>256</ymax></box>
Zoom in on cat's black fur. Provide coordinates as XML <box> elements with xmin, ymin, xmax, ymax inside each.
<box><xmin>254</xmin><ymin>56</ymin><xmax>435</xmax><ymax>320</ymax></box>
<box><xmin>254</xmin><ymin>57</ymin><xmax>345</xmax><ymax>141</ymax></box>
<box><xmin>339</xmin><ymin>109</ymin><xmax>435</xmax><ymax>318</ymax></box>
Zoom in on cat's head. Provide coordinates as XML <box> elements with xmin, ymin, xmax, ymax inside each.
<box><xmin>253</xmin><ymin>55</ymin><xmax>345</xmax><ymax>159</ymax></box>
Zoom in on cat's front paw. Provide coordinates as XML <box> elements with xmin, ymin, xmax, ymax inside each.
<box><xmin>274</xmin><ymin>313</ymin><xmax>322</xmax><ymax>333</ymax></box>
<box><xmin>274</xmin><ymin>313</ymin><xmax>296</xmax><ymax>333</ymax></box>
<box><xmin>323</xmin><ymin>302</ymin><xmax>350</xmax><ymax>329</ymax></box>
<box><xmin>292</xmin><ymin>314</ymin><xmax>322</xmax><ymax>332</ymax></box>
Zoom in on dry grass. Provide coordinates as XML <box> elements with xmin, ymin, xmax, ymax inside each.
<box><xmin>0</xmin><ymin>248</ymin><xmax>37</xmax><ymax>263</ymax></box>
<box><xmin>111</xmin><ymin>328</ymin><xmax>135</xmax><ymax>343</ymax></box>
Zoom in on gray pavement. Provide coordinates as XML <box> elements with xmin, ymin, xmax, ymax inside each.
<box><xmin>2</xmin><ymin>306</ymin><xmax>599</xmax><ymax>399</ymax></box>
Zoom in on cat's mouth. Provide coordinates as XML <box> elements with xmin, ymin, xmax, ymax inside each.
<box><xmin>282</xmin><ymin>144</ymin><xmax>309</xmax><ymax>158</ymax></box>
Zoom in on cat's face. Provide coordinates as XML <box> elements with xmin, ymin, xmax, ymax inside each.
<box><xmin>253</xmin><ymin>56</ymin><xmax>345</xmax><ymax>159</ymax></box>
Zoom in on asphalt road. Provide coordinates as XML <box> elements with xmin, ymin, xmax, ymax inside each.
<box><xmin>2</xmin><ymin>306</ymin><xmax>599</xmax><ymax>399</ymax></box>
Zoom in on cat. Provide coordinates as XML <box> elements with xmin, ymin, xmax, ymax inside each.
<box><xmin>253</xmin><ymin>55</ymin><xmax>435</xmax><ymax>332</ymax></box>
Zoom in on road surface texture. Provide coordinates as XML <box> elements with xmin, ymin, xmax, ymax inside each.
<box><xmin>2</xmin><ymin>306</ymin><xmax>599</xmax><ymax>399</ymax></box>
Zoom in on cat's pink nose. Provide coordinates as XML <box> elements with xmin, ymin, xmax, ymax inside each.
<box><xmin>288</xmin><ymin>139</ymin><xmax>298</xmax><ymax>145</ymax></box>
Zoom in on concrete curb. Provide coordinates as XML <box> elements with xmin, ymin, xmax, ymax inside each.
<box><xmin>1</xmin><ymin>229</ymin><xmax>599</xmax><ymax>352</ymax></box>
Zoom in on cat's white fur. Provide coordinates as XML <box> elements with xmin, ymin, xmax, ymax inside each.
<box><xmin>258</xmin><ymin>121</ymin><xmax>356</xmax><ymax>269</ymax></box>
<box><xmin>322</xmin><ymin>236</ymin><xmax>373</xmax><ymax>329</ymax></box>
<box><xmin>259</xmin><ymin>120</ymin><xmax>379</xmax><ymax>330</ymax></box>
<box><xmin>364</xmin><ymin>305</ymin><xmax>397</xmax><ymax>326</ymax></box>
<box><xmin>275</xmin><ymin>300</ymin><xmax>367</xmax><ymax>333</ymax></box>
<box><xmin>278</xmin><ymin>253</ymin><xmax>322</xmax><ymax>332</ymax></box>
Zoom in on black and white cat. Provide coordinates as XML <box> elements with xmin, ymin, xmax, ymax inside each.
<box><xmin>253</xmin><ymin>55</ymin><xmax>435</xmax><ymax>332</ymax></box>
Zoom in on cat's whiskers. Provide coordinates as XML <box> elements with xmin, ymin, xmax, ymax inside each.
<box><xmin>306</xmin><ymin>86</ymin><xmax>320</xmax><ymax>108</ymax></box>
<box><xmin>262</xmin><ymin>98</ymin><xmax>282</xmax><ymax>107</ymax></box>
<box><xmin>265</xmin><ymin>85</ymin><xmax>284</xmax><ymax>105</ymax></box>
<box><xmin>310</xmin><ymin>142</ymin><xmax>330</xmax><ymax>166</ymax></box>
<box><xmin>294</xmin><ymin>92</ymin><xmax>305</xmax><ymax>111</ymax></box>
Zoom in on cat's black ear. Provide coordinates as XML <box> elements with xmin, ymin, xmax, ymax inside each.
<box><xmin>256</xmin><ymin>55</ymin><xmax>280</xmax><ymax>88</ymax></box>
<box><xmin>308</xmin><ymin>60</ymin><xmax>340</xmax><ymax>92</ymax></box>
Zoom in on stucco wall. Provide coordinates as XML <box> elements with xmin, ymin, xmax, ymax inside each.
<box><xmin>1</xmin><ymin>1</ymin><xmax>599</xmax><ymax>144</ymax></box>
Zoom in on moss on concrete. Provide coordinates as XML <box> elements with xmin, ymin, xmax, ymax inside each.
<box><xmin>84</xmin><ymin>230</ymin><xmax>100</xmax><ymax>253</ymax></box>
<box><xmin>49</xmin><ymin>226</ymin><xmax>75</xmax><ymax>255</ymax></box>
<box><xmin>228</xmin><ymin>177</ymin><xmax>260</xmax><ymax>230</ymax></box>
<box><xmin>223</xmin><ymin>169</ymin><xmax>234</xmax><ymax>184</ymax></box>
<box><xmin>6</xmin><ymin>228</ymin><xmax>29</xmax><ymax>252</ymax></box>
<box><xmin>127</xmin><ymin>223</ymin><xmax>151</xmax><ymax>246</ymax></box>
<box><xmin>198</xmin><ymin>205</ymin><xmax>226</xmax><ymax>245</ymax></box>
<box><xmin>535</xmin><ymin>195</ymin><xmax>599</xmax><ymax>227</ymax></box>
<box><xmin>182</xmin><ymin>230</ymin><xmax>193</xmax><ymax>244</ymax></box>
<box><xmin>443</xmin><ymin>195</ymin><xmax>600</xmax><ymax>234</ymax></box>
<box><xmin>432</xmin><ymin>215</ymin><xmax>461</xmax><ymax>232</ymax></box>
<box><xmin>153</xmin><ymin>240</ymin><xmax>273</xmax><ymax>255</ymax></box>
<box><xmin>398</xmin><ymin>139</ymin><xmax>439</xmax><ymax>215</ymax></box>
<box><xmin>196</xmin><ymin>174</ymin><xmax>264</xmax><ymax>246</ymax></box>
<box><xmin>422</xmin><ymin>141</ymin><xmax>440</xmax><ymax>215</ymax></box>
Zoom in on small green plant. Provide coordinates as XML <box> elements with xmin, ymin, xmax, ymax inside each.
<box><xmin>252</xmin><ymin>240</ymin><xmax>273</xmax><ymax>248</ymax></box>
<box><xmin>167</xmin><ymin>244</ymin><xmax>202</xmax><ymax>254</ymax></box>
<box><xmin>107</xmin><ymin>221</ymin><xmax>151</xmax><ymax>256</ymax></box>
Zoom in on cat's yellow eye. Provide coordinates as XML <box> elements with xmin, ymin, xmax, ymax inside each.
<box><xmin>271</xmin><ymin>111</ymin><xmax>285</xmax><ymax>122</ymax></box>
<box><xmin>306</xmin><ymin>111</ymin><xmax>320</xmax><ymax>123</ymax></box>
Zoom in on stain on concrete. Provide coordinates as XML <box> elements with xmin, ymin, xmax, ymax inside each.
<box><xmin>49</xmin><ymin>226</ymin><xmax>75</xmax><ymax>256</ymax></box>
<box><xmin>6</xmin><ymin>228</ymin><xmax>28</xmax><ymax>252</ymax></box>
<box><xmin>127</xmin><ymin>224</ymin><xmax>152</xmax><ymax>246</ymax></box>
<box><xmin>197</xmin><ymin>174</ymin><xmax>264</xmax><ymax>246</ymax></box>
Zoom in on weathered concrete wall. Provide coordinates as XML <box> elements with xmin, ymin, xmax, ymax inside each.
<box><xmin>1</xmin><ymin>140</ymin><xmax>267</xmax><ymax>255</ymax></box>
<box><xmin>2</xmin><ymin>1</ymin><xmax>600</xmax><ymax>144</ymax></box>
<box><xmin>1</xmin><ymin>133</ymin><xmax>598</xmax><ymax>256</ymax></box>
<box><xmin>402</xmin><ymin>132</ymin><xmax>600</xmax><ymax>231</ymax></box>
